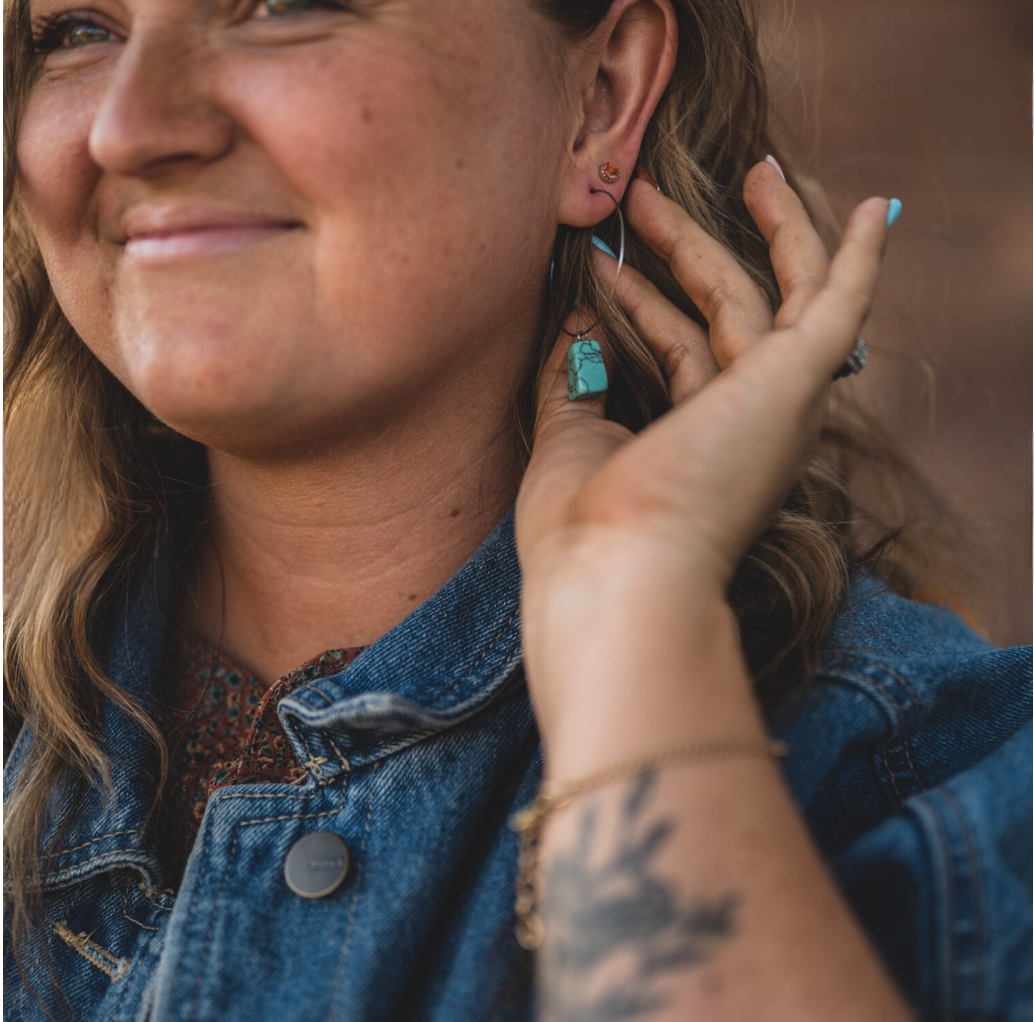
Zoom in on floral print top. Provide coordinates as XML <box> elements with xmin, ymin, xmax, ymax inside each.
<box><xmin>155</xmin><ymin>636</ymin><xmax>369</xmax><ymax>891</ymax></box>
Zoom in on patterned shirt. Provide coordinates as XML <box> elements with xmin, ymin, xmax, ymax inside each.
<box><xmin>155</xmin><ymin>637</ymin><xmax>369</xmax><ymax>890</ymax></box>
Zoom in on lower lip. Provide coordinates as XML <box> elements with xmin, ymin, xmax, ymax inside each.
<box><xmin>123</xmin><ymin>224</ymin><xmax>299</xmax><ymax>261</ymax></box>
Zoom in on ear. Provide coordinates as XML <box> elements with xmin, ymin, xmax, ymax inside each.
<box><xmin>556</xmin><ymin>0</ymin><xmax>677</xmax><ymax>229</ymax></box>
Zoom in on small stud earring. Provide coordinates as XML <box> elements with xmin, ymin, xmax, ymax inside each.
<box><xmin>598</xmin><ymin>161</ymin><xmax>620</xmax><ymax>184</ymax></box>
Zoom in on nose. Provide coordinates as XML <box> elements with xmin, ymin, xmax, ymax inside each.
<box><xmin>88</xmin><ymin>30</ymin><xmax>234</xmax><ymax>175</ymax></box>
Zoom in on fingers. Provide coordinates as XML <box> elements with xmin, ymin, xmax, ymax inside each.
<box><xmin>623</xmin><ymin>178</ymin><xmax>775</xmax><ymax>367</ymax></box>
<box><xmin>591</xmin><ymin>247</ymin><xmax>719</xmax><ymax>403</ymax></box>
<box><xmin>769</xmin><ymin>196</ymin><xmax>891</xmax><ymax>390</ymax></box>
<box><xmin>743</xmin><ymin>159</ymin><xmax>830</xmax><ymax>329</ymax></box>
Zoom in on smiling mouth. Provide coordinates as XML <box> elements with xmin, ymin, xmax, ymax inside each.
<box><xmin>123</xmin><ymin>223</ymin><xmax>302</xmax><ymax>261</ymax></box>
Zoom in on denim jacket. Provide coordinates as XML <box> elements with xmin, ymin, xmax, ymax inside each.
<box><xmin>4</xmin><ymin>503</ymin><xmax>1032</xmax><ymax>1022</ymax></box>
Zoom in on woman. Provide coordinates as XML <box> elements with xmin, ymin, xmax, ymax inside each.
<box><xmin>3</xmin><ymin>0</ymin><xmax>1030</xmax><ymax>1016</ymax></box>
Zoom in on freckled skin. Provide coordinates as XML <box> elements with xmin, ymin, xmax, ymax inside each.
<box><xmin>14</xmin><ymin>0</ymin><xmax>666</xmax><ymax>675</ymax></box>
<box><xmin>16</xmin><ymin>0</ymin><xmax>573</xmax><ymax>457</ymax></box>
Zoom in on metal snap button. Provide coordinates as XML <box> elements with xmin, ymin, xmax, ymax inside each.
<box><xmin>284</xmin><ymin>831</ymin><xmax>350</xmax><ymax>899</ymax></box>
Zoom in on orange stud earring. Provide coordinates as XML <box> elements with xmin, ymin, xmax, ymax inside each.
<box><xmin>598</xmin><ymin>161</ymin><xmax>620</xmax><ymax>184</ymax></box>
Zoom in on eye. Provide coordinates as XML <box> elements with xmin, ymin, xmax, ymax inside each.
<box><xmin>255</xmin><ymin>0</ymin><xmax>341</xmax><ymax>16</ymax></box>
<box><xmin>252</xmin><ymin>0</ymin><xmax>345</xmax><ymax>18</ymax></box>
<box><xmin>31</xmin><ymin>13</ymin><xmax>115</xmax><ymax>52</ymax></box>
<box><xmin>29</xmin><ymin>0</ymin><xmax>346</xmax><ymax>54</ymax></box>
<box><xmin>30</xmin><ymin>0</ymin><xmax>345</xmax><ymax>52</ymax></box>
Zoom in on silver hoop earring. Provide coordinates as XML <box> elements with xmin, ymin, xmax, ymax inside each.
<box><xmin>547</xmin><ymin>186</ymin><xmax>626</xmax><ymax>341</ymax></box>
<box><xmin>546</xmin><ymin>187</ymin><xmax>625</xmax><ymax>400</ymax></box>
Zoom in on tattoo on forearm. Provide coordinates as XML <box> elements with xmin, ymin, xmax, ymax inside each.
<box><xmin>540</xmin><ymin>770</ymin><xmax>740</xmax><ymax>1021</ymax></box>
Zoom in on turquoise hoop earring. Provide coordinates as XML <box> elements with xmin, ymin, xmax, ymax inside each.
<box><xmin>547</xmin><ymin>185</ymin><xmax>626</xmax><ymax>401</ymax></box>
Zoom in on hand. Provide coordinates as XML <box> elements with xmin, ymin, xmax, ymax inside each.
<box><xmin>515</xmin><ymin>160</ymin><xmax>893</xmax><ymax>745</ymax></box>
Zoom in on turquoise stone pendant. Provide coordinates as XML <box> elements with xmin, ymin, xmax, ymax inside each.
<box><xmin>566</xmin><ymin>337</ymin><xmax>608</xmax><ymax>400</ymax></box>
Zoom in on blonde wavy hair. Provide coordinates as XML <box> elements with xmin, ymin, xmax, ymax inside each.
<box><xmin>4</xmin><ymin>0</ymin><xmax>966</xmax><ymax>1008</ymax></box>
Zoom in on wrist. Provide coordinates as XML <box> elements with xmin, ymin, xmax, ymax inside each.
<box><xmin>521</xmin><ymin>572</ymin><xmax>766</xmax><ymax>777</ymax></box>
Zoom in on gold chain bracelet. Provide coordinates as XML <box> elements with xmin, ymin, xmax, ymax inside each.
<box><xmin>509</xmin><ymin>736</ymin><xmax>790</xmax><ymax>950</ymax></box>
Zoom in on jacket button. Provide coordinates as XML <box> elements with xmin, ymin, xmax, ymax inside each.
<box><xmin>284</xmin><ymin>831</ymin><xmax>350</xmax><ymax>899</ymax></box>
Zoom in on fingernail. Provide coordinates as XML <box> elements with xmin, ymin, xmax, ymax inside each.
<box><xmin>591</xmin><ymin>234</ymin><xmax>617</xmax><ymax>259</ymax></box>
<box><xmin>635</xmin><ymin>166</ymin><xmax>662</xmax><ymax>193</ymax></box>
<box><xmin>566</xmin><ymin>338</ymin><xmax>609</xmax><ymax>401</ymax></box>
<box><xmin>765</xmin><ymin>154</ymin><xmax>786</xmax><ymax>182</ymax></box>
<box><xmin>886</xmin><ymin>197</ymin><xmax>902</xmax><ymax>228</ymax></box>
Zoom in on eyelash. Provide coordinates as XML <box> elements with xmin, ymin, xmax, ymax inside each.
<box><xmin>30</xmin><ymin>0</ymin><xmax>344</xmax><ymax>53</ymax></box>
<box><xmin>31</xmin><ymin>12</ymin><xmax>97</xmax><ymax>52</ymax></box>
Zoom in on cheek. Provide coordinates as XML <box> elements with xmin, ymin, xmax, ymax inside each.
<box><xmin>17</xmin><ymin>82</ymin><xmax>102</xmax><ymax>254</ymax></box>
<box><xmin>16</xmin><ymin>83</ymin><xmax>125</xmax><ymax>369</ymax></box>
<box><xmin>233</xmin><ymin>37</ymin><xmax>555</xmax><ymax>334</ymax></box>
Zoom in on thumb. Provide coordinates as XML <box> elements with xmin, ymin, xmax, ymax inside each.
<box><xmin>532</xmin><ymin>306</ymin><xmax>612</xmax><ymax>447</ymax></box>
<box><xmin>519</xmin><ymin>305</ymin><xmax>624</xmax><ymax>568</ymax></box>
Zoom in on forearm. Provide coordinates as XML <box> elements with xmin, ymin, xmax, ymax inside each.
<box><xmin>530</xmin><ymin>595</ymin><xmax>916</xmax><ymax>1022</ymax></box>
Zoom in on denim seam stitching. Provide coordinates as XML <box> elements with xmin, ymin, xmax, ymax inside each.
<box><xmin>186</xmin><ymin>829</ymin><xmax>241</xmax><ymax>1021</ymax></box>
<box><xmin>323</xmin><ymin>731</ymin><xmax>352</xmax><ymax>773</ymax></box>
<box><xmin>819</xmin><ymin>665</ymin><xmax>923</xmax><ymax>803</ymax></box>
<box><xmin>41</xmin><ymin>828</ymin><xmax>146</xmax><ymax>858</ymax></box>
<box><xmin>42</xmin><ymin>850</ymin><xmax>153</xmax><ymax>884</ymax></box>
<box><xmin>52</xmin><ymin>918</ymin><xmax>131</xmax><ymax>982</ymax></box>
<box><xmin>238</xmin><ymin>807</ymin><xmax>341</xmax><ymax>827</ymax></box>
<box><xmin>287</xmin><ymin>628</ymin><xmax>521</xmax><ymax>736</ymax></box>
<box><xmin>298</xmin><ymin>730</ymin><xmax>331</xmax><ymax>783</ymax></box>
<box><xmin>940</xmin><ymin>787</ymin><xmax>988</xmax><ymax>1018</ymax></box>
<box><xmin>823</xmin><ymin>672</ymin><xmax>907</xmax><ymax>803</ymax></box>
<box><xmin>137</xmin><ymin>880</ymin><xmax>175</xmax><ymax>905</ymax></box>
<box><xmin>382</xmin><ymin>648</ymin><xmax>523</xmax><ymax>758</ymax></box>
<box><xmin>123</xmin><ymin>880</ymin><xmax>160</xmax><ymax>931</ymax></box>
<box><xmin>433</xmin><ymin>604</ymin><xmax>521</xmax><ymax>704</ymax></box>
<box><xmin>881</xmin><ymin>745</ymin><xmax>905</xmax><ymax>805</ymax></box>
<box><xmin>331</xmin><ymin>760</ymin><xmax>380</xmax><ymax>1020</ymax></box>
<box><xmin>171</xmin><ymin>813</ymin><xmax>215</xmax><ymax>1007</ymax></box>
<box><xmin>110</xmin><ymin>934</ymin><xmax>139</xmax><ymax>1022</ymax></box>
<box><xmin>836</xmin><ymin>655</ymin><xmax>926</xmax><ymax>787</ymax></box>
<box><xmin>874</xmin><ymin>663</ymin><xmax>925</xmax><ymax>788</ymax></box>
<box><xmin>357</xmin><ymin>658</ymin><xmax>521</xmax><ymax>762</ymax></box>
<box><xmin>863</xmin><ymin>675</ymin><xmax>922</xmax><ymax>798</ymax></box>
<box><xmin>833</xmin><ymin>651</ymin><xmax>923</xmax><ymax>710</ymax></box>
<box><xmin>284</xmin><ymin>644</ymin><xmax>522</xmax><ymax>772</ymax></box>
<box><xmin>431</xmin><ymin>636</ymin><xmax>523</xmax><ymax>712</ymax></box>
<box><xmin>370</xmin><ymin>730</ymin><xmax>439</xmax><ymax>761</ymax></box>
<box><xmin>292</xmin><ymin>604</ymin><xmax>520</xmax><ymax>714</ymax></box>
<box><xmin>829</xmin><ymin>656</ymin><xmax>918</xmax><ymax>720</ymax></box>
<box><xmin>217</xmin><ymin>790</ymin><xmax>323</xmax><ymax>802</ymax></box>
<box><xmin>308</xmin><ymin>687</ymin><xmax>336</xmax><ymax>708</ymax></box>
<box><xmin>185</xmin><ymin>803</ymin><xmax>344</xmax><ymax>1020</ymax></box>
<box><xmin>922</xmin><ymin>795</ymin><xmax>958</xmax><ymax>1017</ymax></box>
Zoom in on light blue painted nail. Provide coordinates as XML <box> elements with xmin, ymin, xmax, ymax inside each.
<box><xmin>566</xmin><ymin>339</ymin><xmax>608</xmax><ymax>400</ymax></box>
<box><xmin>886</xmin><ymin>198</ymin><xmax>902</xmax><ymax>228</ymax></box>
<box><xmin>591</xmin><ymin>234</ymin><xmax>617</xmax><ymax>259</ymax></box>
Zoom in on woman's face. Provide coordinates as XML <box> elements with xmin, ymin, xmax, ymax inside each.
<box><xmin>16</xmin><ymin>0</ymin><xmax>576</xmax><ymax>454</ymax></box>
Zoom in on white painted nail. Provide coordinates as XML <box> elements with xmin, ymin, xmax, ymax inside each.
<box><xmin>765</xmin><ymin>154</ymin><xmax>786</xmax><ymax>182</ymax></box>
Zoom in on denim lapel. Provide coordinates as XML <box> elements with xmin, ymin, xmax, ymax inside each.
<box><xmin>13</xmin><ymin>503</ymin><xmax>525</xmax><ymax>890</ymax></box>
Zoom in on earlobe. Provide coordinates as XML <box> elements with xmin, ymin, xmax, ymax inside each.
<box><xmin>556</xmin><ymin>0</ymin><xmax>677</xmax><ymax>229</ymax></box>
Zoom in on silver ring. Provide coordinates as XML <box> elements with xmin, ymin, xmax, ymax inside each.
<box><xmin>832</xmin><ymin>336</ymin><xmax>868</xmax><ymax>380</ymax></box>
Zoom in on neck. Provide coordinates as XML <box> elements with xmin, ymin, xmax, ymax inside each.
<box><xmin>175</xmin><ymin>388</ymin><xmax>524</xmax><ymax>688</ymax></box>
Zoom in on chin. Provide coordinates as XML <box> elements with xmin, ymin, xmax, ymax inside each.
<box><xmin>127</xmin><ymin>348</ymin><xmax>294</xmax><ymax>451</ymax></box>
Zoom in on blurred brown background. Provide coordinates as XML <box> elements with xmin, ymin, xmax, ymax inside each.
<box><xmin>762</xmin><ymin>2</ymin><xmax>1032</xmax><ymax>647</ymax></box>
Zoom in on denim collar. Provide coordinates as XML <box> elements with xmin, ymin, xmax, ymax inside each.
<box><xmin>20</xmin><ymin>502</ymin><xmax>525</xmax><ymax>891</ymax></box>
<box><xmin>14</xmin><ymin>494</ymin><xmax>897</xmax><ymax>892</ymax></box>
